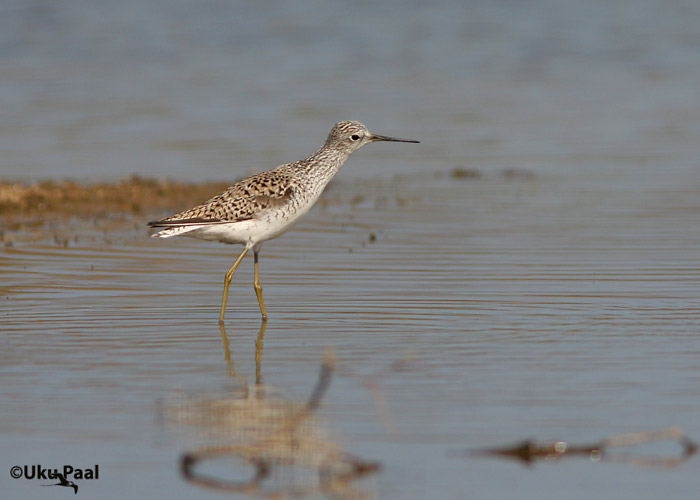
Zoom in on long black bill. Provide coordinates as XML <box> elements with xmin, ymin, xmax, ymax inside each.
<box><xmin>370</xmin><ymin>134</ymin><xmax>420</xmax><ymax>143</ymax></box>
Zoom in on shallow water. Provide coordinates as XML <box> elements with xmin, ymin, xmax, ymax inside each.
<box><xmin>4</xmin><ymin>171</ymin><xmax>700</xmax><ymax>498</ymax></box>
<box><xmin>3</xmin><ymin>0</ymin><xmax>700</xmax><ymax>498</ymax></box>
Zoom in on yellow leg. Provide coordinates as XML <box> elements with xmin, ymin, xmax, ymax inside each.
<box><xmin>253</xmin><ymin>250</ymin><xmax>268</xmax><ymax>320</ymax></box>
<box><xmin>219</xmin><ymin>246</ymin><xmax>250</xmax><ymax>323</ymax></box>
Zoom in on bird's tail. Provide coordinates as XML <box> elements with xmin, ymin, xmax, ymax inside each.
<box><xmin>147</xmin><ymin>217</ymin><xmax>227</xmax><ymax>238</ymax></box>
<box><xmin>149</xmin><ymin>225</ymin><xmax>202</xmax><ymax>238</ymax></box>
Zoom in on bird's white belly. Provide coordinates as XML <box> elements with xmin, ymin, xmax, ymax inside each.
<box><xmin>189</xmin><ymin>199</ymin><xmax>315</xmax><ymax>246</ymax></box>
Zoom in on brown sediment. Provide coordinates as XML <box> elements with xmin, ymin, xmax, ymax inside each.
<box><xmin>0</xmin><ymin>176</ymin><xmax>234</xmax><ymax>246</ymax></box>
<box><xmin>0</xmin><ymin>175</ymin><xmax>231</xmax><ymax>217</ymax></box>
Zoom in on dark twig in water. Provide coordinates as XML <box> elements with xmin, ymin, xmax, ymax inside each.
<box><xmin>460</xmin><ymin>427</ymin><xmax>697</xmax><ymax>468</ymax></box>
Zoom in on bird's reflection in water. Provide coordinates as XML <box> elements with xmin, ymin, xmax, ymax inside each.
<box><xmin>164</xmin><ymin>322</ymin><xmax>379</xmax><ymax>499</ymax></box>
<box><xmin>218</xmin><ymin>319</ymin><xmax>267</xmax><ymax>386</ymax></box>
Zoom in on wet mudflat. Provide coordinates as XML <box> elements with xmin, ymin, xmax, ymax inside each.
<box><xmin>3</xmin><ymin>170</ymin><xmax>700</xmax><ymax>499</ymax></box>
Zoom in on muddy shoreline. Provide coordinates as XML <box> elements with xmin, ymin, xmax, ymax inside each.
<box><xmin>0</xmin><ymin>176</ymin><xmax>233</xmax><ymax>246</ymax></box>
<box><xmin>0</xmin><ymin>176</ymin><xmax>233</xmax><ymax>218</ymax></box>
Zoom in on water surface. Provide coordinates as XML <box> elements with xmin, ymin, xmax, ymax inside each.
<box><xmin>4</xmin><ymin>171</ymin><xmax>700</xmax><ymax>498</ymax></box>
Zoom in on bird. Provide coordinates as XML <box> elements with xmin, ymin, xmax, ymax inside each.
<box><xmin>148</xmin><ymin>120</ymin><xmax>419</xmax><ymax>322</ymax></box>
<box><xmin>43</xmin><ymin>472</ymin><xmax>78</xmax><ymax>494</ymax></box>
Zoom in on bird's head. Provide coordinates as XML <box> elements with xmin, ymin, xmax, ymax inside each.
<box><xmin>324</xmin><ymin>120</ymin><xmax>419</xmax><ymax>154</ymax></box>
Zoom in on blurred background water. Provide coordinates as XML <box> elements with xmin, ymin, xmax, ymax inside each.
<box><xmin>3</xmin><ymin>0</ymin><xmax>699</xmax><ymax>183</ymax></box>
<box><xmin>2</xmin><ymin>1</ymin><xmax>700</xmax><ymax>499</ymax></box>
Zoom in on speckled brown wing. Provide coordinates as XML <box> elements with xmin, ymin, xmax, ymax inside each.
<box><xmin>148</xmin><ymin>169</ymin><xmax>296</xmax><ymax>228</ymax></box>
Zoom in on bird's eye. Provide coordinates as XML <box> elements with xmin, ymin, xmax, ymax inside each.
<box><xmin>350</xmin><ymin>134</ymin><xmax>361</xmax><ymax>141</ymax></box>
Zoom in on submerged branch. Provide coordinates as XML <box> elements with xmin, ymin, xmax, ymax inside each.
<box><xmin>462</xmin><ymin>426</ymin><xmax>697</xmax><ymax>468</ymax></box>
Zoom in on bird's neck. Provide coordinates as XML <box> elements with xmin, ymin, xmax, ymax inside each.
<box><xmin>297</xmin><ymin>146</ymin><xmax>350</xmax><ymax>182</ymax></box>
